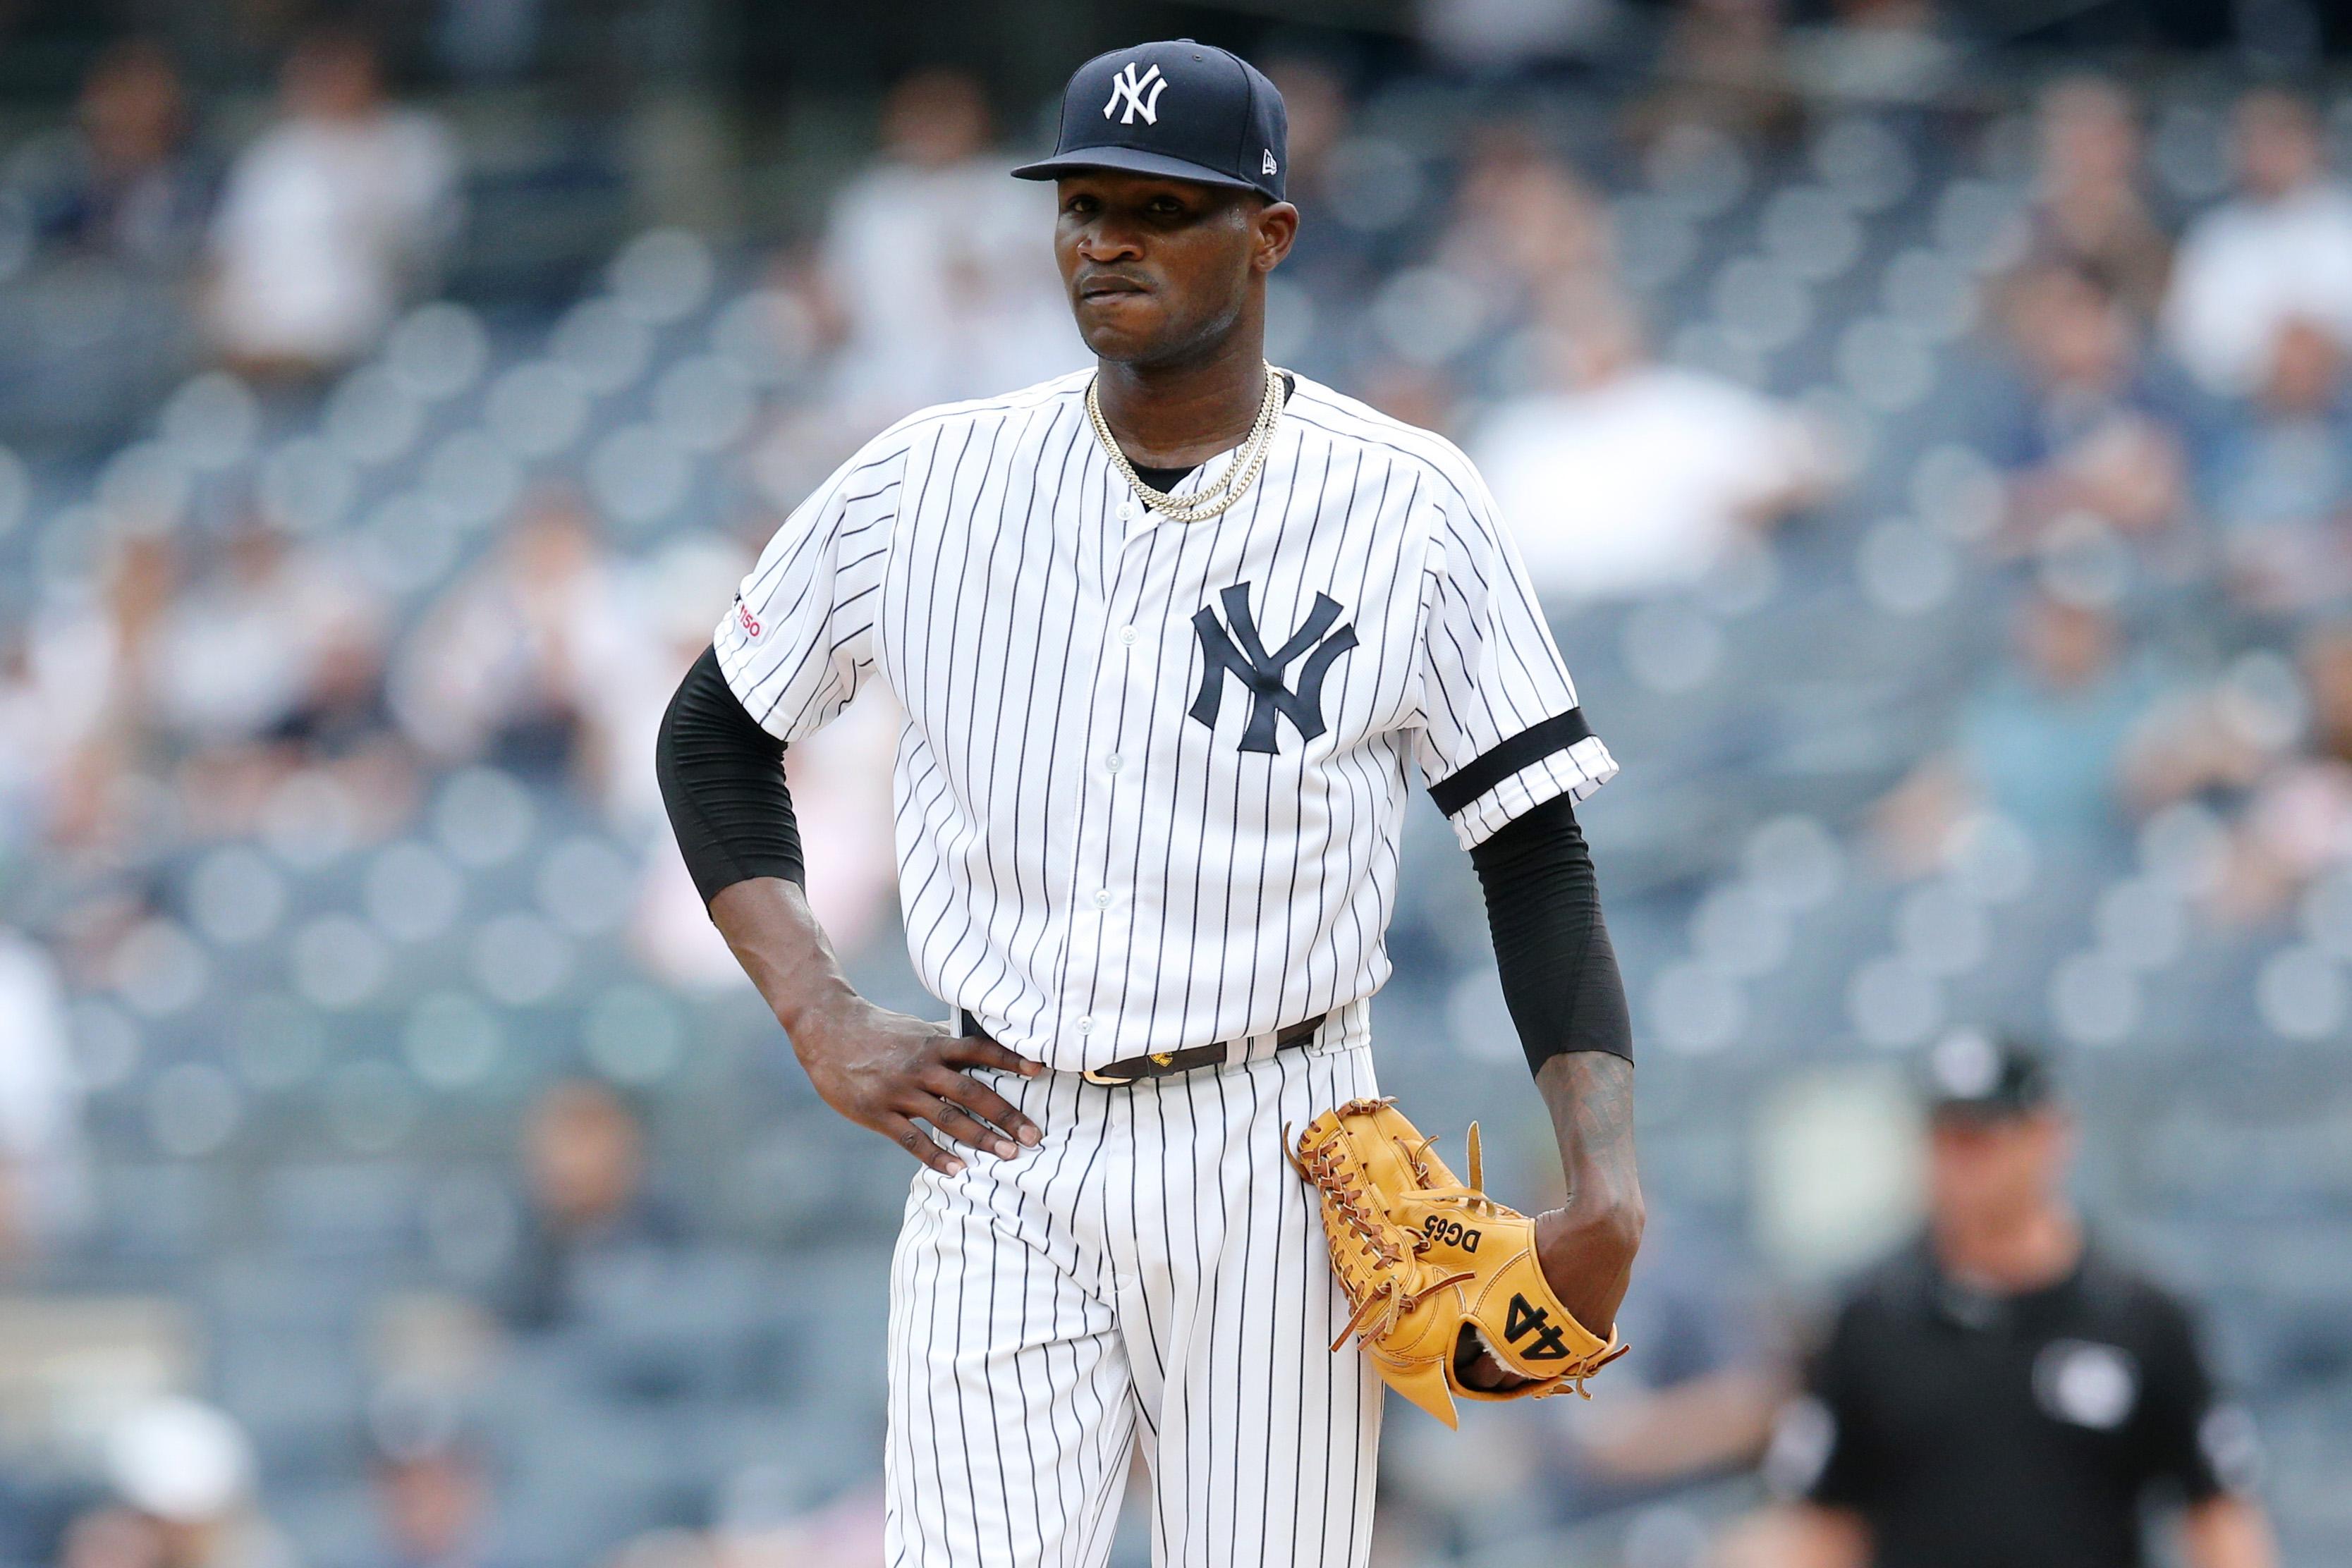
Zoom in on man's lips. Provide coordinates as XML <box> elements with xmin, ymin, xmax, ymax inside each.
<box><xmin>1078</xmin><ymin>275</ymin><xmax>1150</xmax><ymax>300</ymax></box>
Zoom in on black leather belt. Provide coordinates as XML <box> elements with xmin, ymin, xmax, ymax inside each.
<box><xmin>960</xmin><ymin>1010</ymin><xmax>1327</xmax><ymax>1086</ymax></box>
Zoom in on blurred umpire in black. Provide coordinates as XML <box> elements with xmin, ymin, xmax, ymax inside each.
<box><xmin>1728</xmin><ymin>1031</ymin><xmax>2274</xmax><ymax>1568</ymax></box>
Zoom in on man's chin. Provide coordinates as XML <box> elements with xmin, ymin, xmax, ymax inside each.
<box><xmin>1073</xmin><ymin>303</ymin><xmax>1171</xmax><ymax>364</ymax></box>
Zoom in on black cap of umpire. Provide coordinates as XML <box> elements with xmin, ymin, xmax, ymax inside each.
<box><xmin>1012</xmin><ymin>41</ymin><xmax>1288</xmax><ymax>202</ymax></box>
<box><xmin>1920</xmin><ymin>1029</ymin><xmax>2057</xmax><ymax>1120</ymax></box>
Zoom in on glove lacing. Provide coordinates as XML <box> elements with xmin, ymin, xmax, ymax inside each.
<box><xmin>1288</xmin><ymin>1098</ymin><xmax>1475</xmax><ymax>1352</ymax></box>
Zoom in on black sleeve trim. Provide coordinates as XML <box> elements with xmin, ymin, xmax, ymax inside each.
<box><xmin>655</xmin><ymin>646</ymin><xmax>805</xmax><ymax>906</ymax></box>
<box><xmin>1467</xmin><ymin>792</ymin><xmax>1633</xmax><ymax>1068</ymax></box>
<box><xmin>1428</xmin><ymin>708</ymin><xmax>1594</xmax><ymax>816</ymax></box>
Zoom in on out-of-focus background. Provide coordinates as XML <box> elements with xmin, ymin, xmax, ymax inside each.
<box><xmin>0</xmin><ymin>0</ymin><xmax>2348</xmax><ymax>1564</ymax></box>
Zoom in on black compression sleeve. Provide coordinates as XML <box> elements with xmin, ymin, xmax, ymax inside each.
<box><xmin>1468</xmin><ymin>792</ymin><xmax>1633</xmax><ymax>1070</ymax></box>
<box><xmin>655</xmin><ymin>646</ymin><xmax>805</xmax><ymax>905</ymax></box>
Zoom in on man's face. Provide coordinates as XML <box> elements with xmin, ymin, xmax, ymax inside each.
<box><xmin>1927</xmin><ymin>1108</ymin><xmax>2069</xmax><ymax>1232</ymax></box>
<box><xmin>2237</xmin><ymin>94</ymin><xmax>2322</xmax><ymax>200</ymax></box>
<box><xmin>2018</xmin><ymin>594</ymin><xmax>2113</xmax><ymax>691</ymax></box>
<box><xmin>1053</xmin><ymin>171</ymin><xmax>1295</xmax><ymax>367</ymax></box>
<box><xmin>377</xmin><ymin>1454</ymin><xmax>485</xmax><ymax>1560</ymax></box>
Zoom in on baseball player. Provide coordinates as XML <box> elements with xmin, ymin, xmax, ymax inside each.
<box><xmin>654</xmin><ymin>41</ymin><xmax>1642</xmax><ymax>1567</ymax></box>
<box><xmin>1741</xmin><ymin>1033</ymin><xmax>2274</xmax><ymax>1568</ymax></box>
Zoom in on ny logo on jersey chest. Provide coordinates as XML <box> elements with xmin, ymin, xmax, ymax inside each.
<box><xmin>1189</xmin><ymin>583</ymin><xmax>1359</xmax><ymax>754</ymax></box>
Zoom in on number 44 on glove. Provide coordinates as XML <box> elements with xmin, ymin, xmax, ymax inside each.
<box><xmin>1289</xmin><ymin>1097</ymin><xmax>1628</xmax><ymax>1427</ymax></box>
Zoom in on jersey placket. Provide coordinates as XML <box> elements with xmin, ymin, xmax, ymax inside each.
<box><xmin>1055</xmin><ymin>487</ymin><xmax>1164</xmax><ymax>1059</ymax></box>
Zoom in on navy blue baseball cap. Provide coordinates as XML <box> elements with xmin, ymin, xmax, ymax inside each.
<box><xmin>1013</xmin><ymin>40</ymin><xmax>1288</xmax><ymax>202</ymax></box>
<box><xmin>1922</xmin><ymin>1029</ymin><xmax>2057</xmax><ymax>1120</ymax></box>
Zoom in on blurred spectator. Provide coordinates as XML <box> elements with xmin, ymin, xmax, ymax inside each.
<box><xmin>34</xmin><ymin>533</ymin><xmax>178</xmax><ymax>855</ymax></box>
<box><xmin>392</xmin><ymin>489</ymin><xmax>647</xmax><ymax>795</ymax></box>
<box><xmin>1726</xmin><ymin>1034</ymin><xmax>2272</xmax><ymax>1568</ymax></box>
<box><xmin>2164</xmin><ymin>87</ymin><xmax>2352</xmax><ymax>398</ymax></box>
<box><xmin>365</xmin><ymin>1393</ymin><xmax>498</xmax><ymax>1568</ymax></box>
<box><xmin>11</xmin><ymin>40</ymin><xmax>211</xmax><ymax>273</ymax></box>
<box><xmin>1414</xmin><ymin>0</ymin><xmax>1619</xmax><ymax>73</ymax></box>
<box><xmin>1876</xmin><ymin>588</ymin><xmax>2164</xmax><ymax>866</ymax></box>
<box><xmin>1257</xmin><ymin>56</ymin><xmax>1384</xmax><ymax>300</ymax></box>
<box><xmin>1472</xmin><ymin>291</ymin><xmax>1829</xmax><ymax>599</ymax></box>
<box><xmin>1993</xmin><ymin>264</ymin><xmax>2189</xmax><ymax>546</ymax></box>
<box><xmin>1261</xmin><ymin>55</ymin><xmax>1350</xmax><ymax>213</ymax></box>
<box><xmin>2197</xmin><ymin>317</ymin><xmax>2352</xmax><ymax>615</ymax></box>
<box><xmin>0</xmin><ymin>607</ymin><xmax>116</xmax><ymax>856</ymax></box>
<box><xmin>0</xmin><ymin>929</ymin><xmax>89</xmax><ymax>1261</ymax></box>
<box><xmin>2224</xmin><ymin>624</ymin><xmax>2352</xmax><ymax>912</ymax></box>
<box><xmin>370</xmin><ymin>1445</ymin><xmax>492</xmax><ymax>1568</ymax></box>
<box><xmin>205</xmin><ymin>27</ymin><xmax>461</xmax><ymax>380</ymax></box>
<box><xmin>103</xmin><ymin>1398</ymin><xmax>299</xmax><ymax>1568</ymax></box>
<box><xmin>2017</xmin><ymin>77</ymin><xmax>2170</xmax><ymax>321</ymax></box>
<box><xmin>503</xmin><ymin>1079</ymin><xmax>683</xmax><ymax>1331</ymax></box>
<box><xmin>0</xmin><ymin>628</ymin><xmax>51</xmax><ymax>853</ymax></box>
<box><xmin>138</xmin><ymin>516</ymin><xmax>406</xmax><ymax>840</ymax></box>
<box><xmin>1785</xmin><ymin>0</ymin><xmax>1958</xmax><ymax>106</ymax></box>
<box><xmin>1434</xmin><ymin>131</ymin><xmax>1614</xmax><ymax>333</ymax></box>
<box><xmin>58</xmin><ymin>1507</ymin><xmax>166</xmax><ymax>1568</ymax></box>
<box><xmin>2134</xmin><ymin>623</ymin><xmax>2352</xmax><ymax>920</ymax></box>
<box><xmin>1634</xmin><ymin>0</ymin><xmax>1801</xmax><ymax>147</ymax></box>
<box><xmin>1356</xmin><ymin>360</ymin><xmax>1464</xmax><ymax>441</ymax></box>
<box><xmin>143</xmin><ymin>517</ymin><xmax>384</xmax><ymax>749</ymax></box>
<box><xmin>815</xmin><ymin>68</ymin><xmax>1076</xmax><ymax>423</ymax></box>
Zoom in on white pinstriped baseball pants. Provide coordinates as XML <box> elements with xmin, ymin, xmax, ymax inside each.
<box><xmin>883</xmin><ymin>1014</ymin><xmax>1383</xmax><ymax>1568</ymax></box>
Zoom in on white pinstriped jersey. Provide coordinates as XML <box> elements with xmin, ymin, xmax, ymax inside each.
<box><xmin>714</xmin><ymin>368</ymin><xmax>1615</xmax><ymax>1073</ymax></box>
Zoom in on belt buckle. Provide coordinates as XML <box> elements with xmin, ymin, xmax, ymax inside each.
<box><xmin>1083</xmin><ymin>1048</ymin><xmax>1178</xmax><ymax>1088</ymax></box>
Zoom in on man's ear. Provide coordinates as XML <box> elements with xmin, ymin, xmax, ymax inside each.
<box><xmin>1253</xmin><ymin>200</ymin><xmax>1299</xmax><ymax>273</ymax></box>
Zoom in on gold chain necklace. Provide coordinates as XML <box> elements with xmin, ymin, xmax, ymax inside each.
<box><xmin>1085</xmin><ymin>362</ymin><xmax>1285</xmax><ymax>524</ymax></box>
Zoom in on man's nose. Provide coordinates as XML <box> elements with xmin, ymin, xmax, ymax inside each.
<box><xmin>1076</xmin><ymin>219</ymin><xmax>1143</xmax><ymax>262</ymax></box>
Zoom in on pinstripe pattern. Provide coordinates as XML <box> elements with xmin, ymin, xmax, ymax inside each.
<box><xmin>884</xmin><ymin>1024</ymin><xmax>1384</xmax><ymax>1568</ymax></box>
<box><xmin>714</xmin><ymin>369</ymin><xmax>1613</xmax><ymax>1564</ymax></box>
<box><xmin>714</xmin><ymin>369</ymin><xmax>1616</xmax><ymax>1074</ymax></box>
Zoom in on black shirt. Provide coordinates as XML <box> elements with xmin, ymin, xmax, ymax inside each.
<box><xmin>1781</xmin><ymin>1237</ymin><xmax>2244</xmax><ymax>1568</ymax></box>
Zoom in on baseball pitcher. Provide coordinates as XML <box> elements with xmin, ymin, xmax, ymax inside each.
<box><xmin>655</xmin><ymin>40</ymin><xmax>1643</xmax><ymax>1567</ymax></box>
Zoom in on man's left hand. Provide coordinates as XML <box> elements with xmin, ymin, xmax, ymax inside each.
<box><xmin>1456</xmin><ymin>1198</ymin><xmax>1641</xmax><ymax>1393</ymax></box>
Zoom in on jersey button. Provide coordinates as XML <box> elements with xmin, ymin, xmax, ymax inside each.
<box><xmin>1103</xmin><ymin>753</ymin><xmax>1123</xmax><ymax>773</ymax></box>
<box><xmin>1116</xmin><ymin>502</ymin><xmax>1137</xmax><ymax>523</ymax></box>
<box><xmin>1092</xmin><ymin>888</ymin><xmax>1112</xmax><ymax>907</ymax></box>
<box><xmin>1075</xmin><ymin>1015</ymin><xmax>1095</xmax><ymax>1034</ymax></box>
<box><xmin>1116</xmin><ymin>625</ymin><xmax>1140</xmax><ymax>647</ymax></box>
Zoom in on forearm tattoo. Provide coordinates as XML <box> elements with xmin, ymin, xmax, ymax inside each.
<box><xmin>1536</xmin><ymin>1050</ymin><xmax>1640</xmax><ymax>1210</ymax></box>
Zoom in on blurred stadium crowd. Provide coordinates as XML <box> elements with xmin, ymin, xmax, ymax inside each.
<box><xmin>0</xmin><ymin>2</ymin><xmax>2349</xmax><ymax>1566</ymax></box>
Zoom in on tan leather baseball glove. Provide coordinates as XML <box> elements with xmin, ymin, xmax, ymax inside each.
<box><xmin>1289</xmin><ymin>1096</ymin><xmax>1628</xmax><ymax>1427</ymax></box>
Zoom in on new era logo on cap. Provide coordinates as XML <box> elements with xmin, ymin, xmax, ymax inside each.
<box><xmin>1013</xmin><ymin>40</ymin><xmax>1289</xmax><ymax>202</ymax></box>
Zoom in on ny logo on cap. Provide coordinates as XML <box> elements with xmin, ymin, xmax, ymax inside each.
<box><xmin>1189</xmin><ymin>584</ymin><xmax>1359</xmax><ymax>754</ymax></box>
<box><xmin>1104</xmin><ymin>61</ymin><xmax>1167</xmax><ymax>125</ymax></box>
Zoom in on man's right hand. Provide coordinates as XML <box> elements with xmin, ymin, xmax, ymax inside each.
<box><xmin>790</xmin><ymin>997</ymin><xmax>1046</xmax><ymax>1175</ymax></box>
<box><xmin>704</xmin><ymin>878</ymin><xmax>1048</xmax><ymax>1177</ymax></box>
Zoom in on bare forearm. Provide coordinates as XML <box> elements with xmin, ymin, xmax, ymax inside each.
<box><xmin>1533</xmin><ymin>1050</ymin><xmax>1644</xmax><ymax>1330</ymax></box>
<box><xmin>708</xmin><ymin>876</ymin><xmax>862</xmax><ymax>1038</ymax></box>
<box><xmin>707</xmin><ymin>875</ymin><xmax>1042</xmax><ymax>1172</ymax></box>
